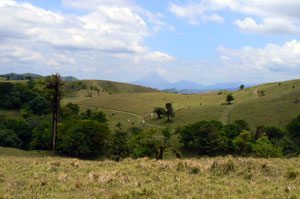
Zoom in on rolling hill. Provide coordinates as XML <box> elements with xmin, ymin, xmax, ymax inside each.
<box><xmin>71</xmin><ymin>78</ymin><xmax>300</xmax><ymax>130</ymax></box>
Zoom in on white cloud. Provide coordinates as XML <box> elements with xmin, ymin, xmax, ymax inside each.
<box><xmin>218</xmin><ymin>40</ymin><xmax>300</xmax><ymax>72</ymax></box>
<box><xmin>169</xmin><ymin>2</ymin><xmax>225</xmax><ymax>24</ymax></box>
<box><xmin>234</xmin><ymin>17</ymin><xmax>300</xmax><ymax>35</ymax></box>
<box><xmin>169</xmin><ymin>0</ymin><xmax>300</xmax><ymax>34</ymax></box>
<box><xmin>0</xmin><ymin>0</ymin><xmax>176</xmax><ymax>78</ymax></box>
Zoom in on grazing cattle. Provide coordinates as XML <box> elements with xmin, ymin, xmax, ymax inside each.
<box><xmin>128</xmin><ymin>119</ymin><xmax>131</xmax><ymax>123</ymax></box>
<box><xmin>150</xmin><ymin>113</ymin><xmax>154</xmax><ymax>118</ymax></box>
<box><xmin>141</xmin><ymin>120</ymin><xmax>145</xmax><ymax>126</ymax></box>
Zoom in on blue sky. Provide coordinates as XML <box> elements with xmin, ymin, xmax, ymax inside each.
<box><xmin>1</xmin><ymin>0</ymin><xmax>300</xmax><ymax>85</ymax></box>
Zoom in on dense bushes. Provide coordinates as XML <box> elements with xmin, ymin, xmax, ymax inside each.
<box><xmin>57</xmin><ymin>120</ymin><xmax>110</xmax><ymax>157</ymax></box>
<box><xmin>178</xmin><ymin>118</ymin><xmax>299</xmax><ymax>157</ymax></box>
<box><xmin>0</xmin><ymin>82</ymin><xmax>48</xmax><ymax>115</ymax></box>
<box><xmin>0</xmin><ymin>129</ymin><xmax>22</xmax><ymax>148</ymax></box>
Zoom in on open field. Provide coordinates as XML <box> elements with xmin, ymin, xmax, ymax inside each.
<box><xmin>68</xmin><ymin>79</ymin><xmax>300</xmax><ymax>130</ymax></box>
<box><xmin>1</xmin><ymin>147</ymin><xmax>300</xmax><ymax>199</ymax></box>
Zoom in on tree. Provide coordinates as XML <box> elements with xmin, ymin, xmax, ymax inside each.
<box><xmin>57</xmin><ymin>120</ymin><xmax>110</xmax><ymax>158</ymax></box>
<box><xmin>226</xmin><ymin>94</ymin><xmax>234</xmax><ymax>104</ymax></box>
<box><xmin>178</xmin><ymin>121</ymin><xmax>220</xmax><ymax>155</ymax></box>
<box><xmin>95</xmin><ymin>87</ymin><xmax>100</xmax><ymax>96</ymax></box>
<box><xmin>232</xmin><ymin>130</ymin><xmax>254</xmax><ymax>156</ymax></box>
<box><xmin>252</xmin><ymin>136</ymin><xmax>282</xmax><ymax>157</ymax></box>
<box><xmin>165</xmin><ymin>103</ymin><xmax>175</xmax><ymax>121</ymax></box>
<box><xmin>153</xmin><ymin>107</ymin><xmax>165</xmax><ymax>118</ymax></box>
<box><xmin>128</xmin><ymin>128</ymin><xmax>160</xmax><ymax>158</ymax></box>
<box><xmin>157</xmin><ymin>127</ymin><xmax>172</xmax><ymax>159</ymax></box>
<box><xmin>240</xmin><ymin>85</ymin><xmax>244</xmax><ymax>90</ymax></box>
<box><xmin>0</xmin><ymin>129</ymin><xmax>22</xmax><ymax>148</ymax></box>
<box><xmin>287</xmin><ymin>114</ymin><xmax>300</xmax><ymax>145</ymax></box>
<box><xmin>44</xmin><ymin>73</ymin><xmax>64</xmax><ymax>156</ymax></box>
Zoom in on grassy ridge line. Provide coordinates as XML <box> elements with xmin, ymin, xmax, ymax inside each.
<box><xmin>1</xmin><ymin>147</ymin><xmax>300</xmax><ymax>199</ymax></box>
<box><xmin>78</xmin><ymin>104</ymin><xmax>164</xmax><ymax>129</ymax></box>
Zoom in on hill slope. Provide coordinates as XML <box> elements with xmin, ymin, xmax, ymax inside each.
<box><xmin>72</xmin><ymin>79</ymin><xmax>300</xmax><ymax>129</ymax></box>
<box><xmin>63</xmin><ymin>80</ymin><xmax>159</xmax><ymax>98</ymax></box>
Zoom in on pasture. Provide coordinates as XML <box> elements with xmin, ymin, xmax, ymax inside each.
<box><xmin>69</xmin><ymin>79</ymin><xmax>300</xmax><ymax>130</ymax></box>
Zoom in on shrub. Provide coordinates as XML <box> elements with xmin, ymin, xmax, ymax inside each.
<box><xmin>26</xmin><ymin>95</ymin><xmax>48</xmax><ymax>115</ymax></box>
<box><xmin>252</xmin><ymin>136</ymin><xmax>282</xmax><ymax>157</ymax></box>
<box><xmin>128</xmin><ymin>128</ymin><xmax>160</xmax><ymax>158</ymax></box>
<box><xmin>29</xmin><ymin>122</ymin><xmax>52</xmax><ymax>150</ymax></box>
<box><xmin>287</xmin><ymin>114</ymin><xmax>300</xmax><ymax>142</ymax></box>
<box><xmin>0</xmin><ymin>129</ymin><xmax>22</xmax><ymax>148</ymax></box>
<box><xmin>232</xmin><ymin>130</ymin><xmax>254</xmax><ymax>156</ymax></box>
<box><xmin>178</xmin><ymin>121</ymin><xmax>220</xmax><ymax>155</ymax></box>
<box><xmin>57</xmin><ymin>120</ymin><xmax>110</xmax><ymax>158</ymax></box>
<box><xmin>108</xmin><ymin>129</ymin><xmax>130</xmax><ymax>160</ymax></box>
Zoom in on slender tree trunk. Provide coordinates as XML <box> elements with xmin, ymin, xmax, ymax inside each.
<box><xmin>51</xmin><ymin>110</ymin><xmax>57</xmax><ymax>156</ymax></box>
<box><xmin>157</xmin><ymin>146</ymin><xmax>164</xmax><ymax>160</ymax></box>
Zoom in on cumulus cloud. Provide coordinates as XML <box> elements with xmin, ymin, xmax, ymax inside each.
<box><xmin>234</xmin><ymin>17</ymin><xmax>300</xmax><ymax>35</ymax></box>
<box><xmin>169</xmin><ymin>0</ymin><xmax>300</xmax><ymax>34</ymax></box>
<box><xmin>218</xmin><ymin>40</ymin><xmax>300</xmax><ymax>73</ymax></box>
<box><xmin>169</xmin><ymin>2</ymin><xmax>224</xmax><ymax>25</ymax></box>
<box><xmin>0</xmin><ymin>0</ymin><xmax>177</xmax><ymax>80</ymax></box>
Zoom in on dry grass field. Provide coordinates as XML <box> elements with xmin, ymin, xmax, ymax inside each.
<box><xmin>0</xmin><ymin>147</ymin><xmax>300</xmax><ymax>199</ymax></box>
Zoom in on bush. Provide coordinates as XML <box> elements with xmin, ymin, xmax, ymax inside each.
<box><xmin>57</xmin><ymin>120</ymin><xmax>110</xmax><ymax>158</ymax></box>
<box><xmin>287</xmin><ymin>114</ymin><xmax>300</xmax><ymax>142</ymax></box>
<box><xmin>252</xmin><ymin>136</ymin><xmax>282</xmax><ymax>157</ymax></box>
<box><xmin>26</xmin><ymin>95</ymin><xmax>48</xmax><ymax>115</ymax></box>
<box><xmin>29</xmin><ymin>122</ymin><xmax>52</xmax><ymax>150</ymax></box>
<box><xmin>108</xmin><ymin>129</ymin><xmax>130</xmax><ymax>160</ymax></box>
<box><xmin>128</xmin><ymin>128</ymin><xmax>160</xmax><ymax>158</ymax></box>
<box><xmin>178</xmin><ymin>121</ymin><xmax>220</xmax><ymax>155</ymax></box>
<box><xmin>232</xmin><ymin>130</ymin><xmax>254</xmax><ymax>156</ymax></box>
<box><xmin>0</xmin><ymin>129</ymin><xmax>22</xmax><ymax>148</ymax></box>
<box><xmin>6</xmin><ymin>119</ymin><xmax>31</xmax><ymax>150</ymax></box>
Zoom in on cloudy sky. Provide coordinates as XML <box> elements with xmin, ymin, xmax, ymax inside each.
<box><xmin>1</xmin><ymin>0</ymin><xmax>300</xmax><ymax>85</ymax></box>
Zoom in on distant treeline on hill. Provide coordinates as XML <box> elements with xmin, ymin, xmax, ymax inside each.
<box><xmin>0</xmin><ymin>73</ymin><xmax>77</xmax><ymax>81</ymax></box>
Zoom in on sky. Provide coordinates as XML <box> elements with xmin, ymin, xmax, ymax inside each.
<box><xmin>1</xmin><ymin>0</ymin><xmax>300</xmax><ymax>85</ymax></box>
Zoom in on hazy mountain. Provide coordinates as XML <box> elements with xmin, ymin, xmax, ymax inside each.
<box><xmin>132</xmin><ymin>72</ymin><xmax>173</xmax><ymax>90</ymax></box>
<box><xmin>61</xmin><ymin>76</ymin><xmax>78</xmax><ymax>81</ymax></box>
<box><xmin>132</xmin><ymin>72</ymin><xmax>253</xmax><ymax>92</ymax></box>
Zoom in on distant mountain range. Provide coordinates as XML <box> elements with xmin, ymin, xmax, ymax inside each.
<box><xmin>131</xmin><ymin>72</ymin><xmax>255</xmax><ymax>93</ymax></box>
<box><xmin>0</xmin><ymin>73</ymin><xmax>78</xmax><ymax>82</ymax></box>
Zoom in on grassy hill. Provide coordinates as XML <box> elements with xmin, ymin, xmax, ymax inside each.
<box><xmin>63</xmin><ymin>80</ymin><xmax>159</xmax><ymax>98</ymax></box>
<box><xmin>71</xmin><ymin>79</ymin><xmax>300</xmax><ymax>130</ymax></box>
<box><xmin>1</xmin><ymin>147</ymin><xmax>299</xmax><ymax>199</ymax></box>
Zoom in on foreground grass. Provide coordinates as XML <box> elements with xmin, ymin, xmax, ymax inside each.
<box><xmin>1</xmin><ymin>147</ymin><xmax>300</xmax><ymax>199</ymax></box>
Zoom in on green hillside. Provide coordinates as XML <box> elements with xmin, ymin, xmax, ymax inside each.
<box><xmin>63</xmin><ymin>80</ymin><xmax>159</xmax><ymax>98</ymax></box>
<box><xmin>72</xmin><ymin>79</ymin><xmax>300</xmax><ymax>129</ymax></box>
